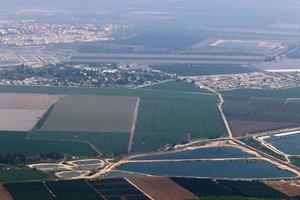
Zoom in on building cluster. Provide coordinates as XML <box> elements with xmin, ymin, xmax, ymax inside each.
<box><xmin>0</xmin><ymin>63</ymin><xmax>171</xmax><ymax>88</ymax></box>
<box><xmin>0</xmin><ymin>20</ymin><xmax>129</xmax><ymax>46</ymax></box>
<box><xmin>194</xmin><ymin>72</ymin><xmax>298</xmax><ymax>91</ymax></box>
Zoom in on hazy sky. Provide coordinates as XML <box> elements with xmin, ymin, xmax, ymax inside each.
<box><xmin>2</xmin><ymin>0</ymin><xmax>300</xmax><ymax>28</ymax></box>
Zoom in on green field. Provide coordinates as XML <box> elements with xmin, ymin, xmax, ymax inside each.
<box><xmin>133</xmin><ymin>97</ymin><xmax>226</xmax><ymax>152</ymax></box>
<box><xmin>0</xmin><ymin>131</ymin><xmax>96</xmax><ymax>156</ymax></box>
<box><xmin>40</xmin><ymin>95</ymin><xmax>138</xmax><ymax>133</ymax></box>
<box><xmin>222</xmin><ymin>87</ymin><xmax>300</xmax><ymax>98</ymax></box>
<box><xmin>0</xmin><ymin>169</ymin><xmax>50</xmax><ymax>182</ymax></box>
<box><xmin>29</xmin><ymin>131</ymin><xmax>129</xmax><ymax>156</ymax></box>
<box><xmin>5</xmin><ymin>182</ymin><xmax>56</xmax><ymax>200</ymax></box>
<box><xmin>142</xmin><ymin>81</ymin><xmax>211</xmax><ymax>93</ymax></box>
<box><xmin>0</xmin><ymin>86</ymin><xmax>224</xmax><ymax>154</ymax></box>
<box><xmin>0</xmin><ymin>85</ymin><xmax>217</xmax><ymax>100</ymax></box>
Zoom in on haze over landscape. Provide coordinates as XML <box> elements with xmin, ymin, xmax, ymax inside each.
<box><xmin>0</xmin><ymin>1</ymin><xmax>300</xmax><ymax>200</ymax></box>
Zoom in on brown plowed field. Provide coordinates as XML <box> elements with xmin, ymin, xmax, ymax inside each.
<box><xmin>126</xmin><ymin>177</ymin><xmax>197</xmax><ymax>200</ymax></box>
<box><xmin>0</xmin><ymin>185</ymin><xmax>13</xmax><ymax>200</ymax></box>
<box><xmin>264</xmin><ymin>180</ymin><xmax>300</xmax><ymax>197</ymax></box>
<box><xmin>6</xmin><ymin>93</ymin><xmax>61</xmax><ymax>110</ymax></box>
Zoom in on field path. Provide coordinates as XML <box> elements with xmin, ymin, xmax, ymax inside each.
<box><xmin>128</xmin><ymin>97</ymin><xmax>140</xmax><ymax>153</ymax></box>
<box><xmin>196</xmin><ymin>83</ymin><xmax>233</xmax><ymax>138</ymax></box>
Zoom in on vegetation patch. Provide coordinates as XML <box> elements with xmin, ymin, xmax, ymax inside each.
<box><xmin>142</xmin><ymin>80</ymin><xmax>212</xmax><ymax>93</ymax></box>
<box><xmin>0</xmin><ymin>169</ymin><xmax>50</xmax><ymax>182</ymax></box>
<box><xmin>29</xmin><ymin>131</ymin><xmax>129</xmax><ymax>156</ymax></box>
<box><xmin>133</xmin><ymin>97</ymin><xmax>226</xmax><ymax>152</ymax></box>
<box><xmin>5</xmin><ymin>182</ymin><xmax>56</xmax><ymax>200</ymax></box>
<box><xmin>0</xmin><ymin>131</ymin><xmax>96</xmax><ymax>157</ymax></box>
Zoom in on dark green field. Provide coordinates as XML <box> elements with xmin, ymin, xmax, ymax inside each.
<box><xmin>0</xmin><ymin>169</ymin><xmax>50</xmax><ymax>182</ymax></box>
<box><xmin>133</xmin><ymin>97</ymin><xmax>226</xmax><ymax>152</ymax></box>
<box><xmin>29</xmin><ymin>131</ymin><xmax>129</xmax><ymax>156</ymax></box>
<box><xmin>5</xmin><ymin>182</ymin><xmax>56</xmax><ymax>200</ymax></box>
<box><xmin>142</xmin><ymin>81</ymin><xmax>211</xmax><ymax>93</ymax></box>
<box><xmin>222</xmin><ymin>87</ymin><xmax>300</xmax><ymax>98</ymax></box>
<box><xmin>0</xmin><ymin>85</ymin><xmax>225</xmax><ymax>154</ymax></box>
<box><xmin>0</xmin><ymin>131</ymin><xmax>96</xmax><ymax>156</ymax></box>
<box><xmin>0</xmin><ymin>85</ymin><xmax>217</xmax><ymax>100</ymax></box>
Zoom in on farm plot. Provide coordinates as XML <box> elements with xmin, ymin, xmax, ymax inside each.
<box><xmin>222</xmin><ymin>96</ymin><xmax>300</xmax><ymax>136</ymax></box>
<box><xmin>40</xmin><ymin>95</ymin><xmax>138</xmax><ymax>133</ymax></box>
<box><xmin>0</xmin><ymin>131</ymin><xmax>96</xmax><ymax>156</ymax></box>
<box><xmin>0</xmin><ymin>185</ymin><xmax>13</xmax><ymax>200</ymax></box>
<box><xmin>0</xmin><ymin>93</ymin><xmax>60</xmax><ymax>131</ymax></box>
<box><xmin>126</xmin><ymin>177</ymin><xmax>197</xmax><ymax>200</ymax></box>
<box><xmin>4</xmin><ymin>182</ymin><xmax>56</xmax><ymax>200</ymax></box>
<box><xmin>264</xmin><ymin>180</ymin><xmax>300</xmax><ymax>197</ymax></box>
<box><xmin>45</xmin><ymin>180</ymin><xmax>103</xmax><ymax>200</ymax></box>
<box><xmin>142</xmin><ymin>81</ymin><xmax>212</xmax><ymax>94</ymax></box>
<box><xmin>170</xmin><ymin>177</ymin><xmax>235</xmax><ymax>197</ymax></box>
<box><xmin>0</xmin><ymin>169</ymin><xmax>50</xmax><ymax>182</ymax></box>
<box><xmin>217</xmin><ymin>180</ymin><xmax>289</xmax><ymax>199</ymax></box>
<box><xmin>29</xmin><ymin>131</ymin><xmax>129</xmax><ymax>156</ymax></box>
<box><xmin>88</xmin><ymin>178</ymin><xmax>150</xmax><ymax>200</ymax></box>
<box><xmin>133</xmin><ymin>97</ymin><xmax>226</xmax><ymax>152</ymax></box>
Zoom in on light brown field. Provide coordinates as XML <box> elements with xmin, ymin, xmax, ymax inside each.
<box><xmin>6</xmin><ymin>93</ymin><xmax>61</xmax><ymax>110</ymax></box>
<box><xmin>0</xmin><ymin>185</ymin><xmax>13</xmax><ymax>200</ymax></box>
<box><xmin>0</xmin><ymin>93</ymin><xmax>61</xmax><ymax>131</ymax></box>
<box><xmin>41</xmin><ymin>95</ymin><xmax>138</xmax><ymax>133</ymax></box>
<box><xmin>264</xmin><ymin>180</ymin><xmax>300</xmax><ymax>197</ymax></box>
<box><xmin>126</xmin><ymin>177</ymin><xmax>197</xmax><ymax>200</ymax></box>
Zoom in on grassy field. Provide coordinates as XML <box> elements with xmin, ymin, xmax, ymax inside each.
<box><xmin>0</xmin><ymin>85</ymin><xmax>217</xmax><ymax>100</ymax></box>
<box><xmin>142</xmin><ymin>81</ymin><xmax>212</xmax><ymax>93</ymax></box>
<box><xmin>133</xmin><ymin>97</ymin><xmax>226</xmax><ymax>152</ymax></box>
<box><xmin>0</xmin><ymin>169</ymin><xmax>50</xmax><ymax>182</ymax></box>
<box><xmin>0</xmin><ymin>131</ymin><xmax>96</xmax><ymax>156</ymax></box>
<box><xmin>40</xmin><ymin>95</ymin><xmax>138</xmax><ymax>133</ymax></box>
<box><xmin>29</xmin><ymin>131</ymin><xmax>129</xmax><ymax>156</ymax></box>
<box><xmin>0</xmin><ymin>86</ymin><xmax>223</xmax><ymax>154</ymax></box>
<box><xmin>222</xmin><ymin>87</ymin><xmax>300</xmax><ymax>98</ymax></box>
<box><xmin>5</xmin><ymin>182</ymin><xmax>56</xmax><ymax>200</ymax></box>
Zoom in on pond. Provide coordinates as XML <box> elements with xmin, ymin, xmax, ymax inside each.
<box><xmin>117</xmin><ymin>159</ymin><xmax>295</xmax><ymax>179</ymax></box>
<box><xmin>131</xmin><ymin>146</ymin><xmax>254</xmax><ymax>160</ymax></box>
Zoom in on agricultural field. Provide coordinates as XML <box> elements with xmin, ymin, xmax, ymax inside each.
<box><xmin>0</xmin><ymin>85</ymin><xmax>224</xmax><ymax>154</ymax></box>
<box><xmin>0</xmin><ymin>131</ymin><xmax>96</xmax><ymax>156</ymax></box>
<box><xmin>126</xmin><ymin>176</ymin><xmax>197</xmax><ymax>200</ymax></box>
<box><xmin>170</xmin><ymin>177</ymin><xmax>236</xmax><ymax>197</ymax></box>
<box><xmin>222</xmin><ymin>87</ymin><xmax>300</xmax><ymax>98</ymax></box>
<box><xmin>0</xmin><ymin>93</ymin><xmax>60</xmax><ymax>131</ymax></box>
<box><xmin>0</xmin><ymin>169</ymin><xmax>50</xmax><ymax>182</ymax></box>
<box><xmin>264</xmin><ymin>180</ymin><xmax>300</xmax><ymax>197</ymax></box>
<box><xmin>29</xmin><ymin>131</ymin><xmax>129</xmax><ymax>156</ymax></box>
<box><xmin>222</xmin><ymin>95</ymin><xmax>300</xmax><ymax>136</ymax></box>
<box><xmin>171</xmin><ymin>178</ymin><xmax>288</xmax><ymax>199</ymax></box>
<box><xmin>40</xmin><ymin>95</ymin><xmax>138</xmax><ymax>133</ymax></box>
<box><xmin>217</xmin><ymin>180</ymin><xmax>288</xmax><ymax>199</ymax></box>
<box><xmin>142</xmin><ymin>80</ymin><xmax>212</xmax><ymax>93</ymax></box>
<box><xmin>0</xmin><ymin>185</ymin><xmax>13</xmax><ymax>200</ymax></box>
<box><xmin>133</xmin><ymin>97</ymin><xmax>226</xmax><ymax>152</ymax></box>
<box><xmin>150</xmin><ymin>64</ymin><xmax>255</xmax><ymax>76</ymax></box>
<box><xmin>88</xmin><ymin>178</ymin><xmax>150</xmax><ymax>200</ymax></box>
<box><xmin>45</xmin><ymin>180</ymin><xmax>102</xmax><ymax>200</ymax></box>
<box><xmin>4</xmin><ymin>182</ymin><xmax>56</xmax><ymax>200</ymax></box>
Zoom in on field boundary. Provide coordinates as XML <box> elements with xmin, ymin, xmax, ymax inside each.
<box><xmin>128</xmin><ymin>97</ymin><xmax>140</xmax><ymax>153</ymax></box>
